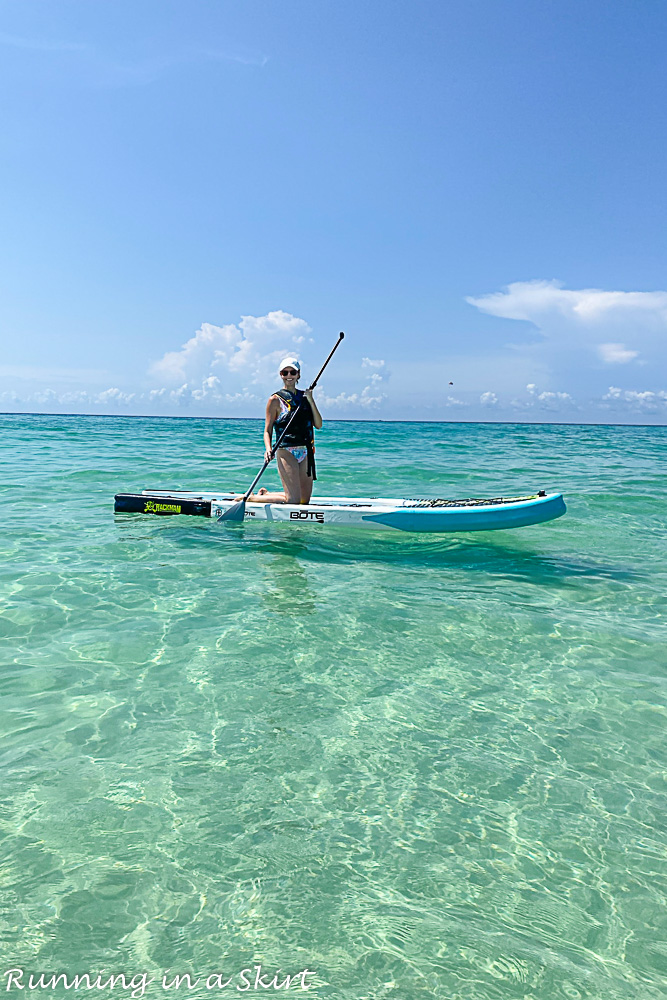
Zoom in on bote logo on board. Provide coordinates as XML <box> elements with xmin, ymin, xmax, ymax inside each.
<box><xmin>289</xmin><ymin>511</ymin><xmax>324</xmax><ymax>522</ymax></box>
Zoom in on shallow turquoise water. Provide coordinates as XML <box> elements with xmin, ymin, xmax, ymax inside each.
<box><xmin>1</xmin><ymin>414</ymin><xmax>666</xmax><ymax>1000</ymax></box>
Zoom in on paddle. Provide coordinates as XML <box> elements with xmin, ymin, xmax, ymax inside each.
<box><xmin>217</xmin><ymin>332</ymin><xmax>345</xmax><ymax>522</ymax></box>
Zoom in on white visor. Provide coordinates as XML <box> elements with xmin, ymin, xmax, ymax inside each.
<box><xmin>278</xmin><ymin>357</ymin><xmax>300</xmax><ymax>373</ymax></box>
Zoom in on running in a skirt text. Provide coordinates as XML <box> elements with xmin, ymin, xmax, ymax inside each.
<box><xmin>3</xmin><ymin>967</ymin><xmax>315</xmax><ymax>995</ymax></box>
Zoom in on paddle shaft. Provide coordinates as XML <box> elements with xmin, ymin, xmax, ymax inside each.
<box><xmin>238</xmin><ymin>332</ymin><xmax>344</xmax><ymax>502</ymax></box>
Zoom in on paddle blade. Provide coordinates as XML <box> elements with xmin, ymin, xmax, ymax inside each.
<box><xmin>217</xmin><ymin>500</ymin><xmax>246</xmax><ymax>523</ymax></box>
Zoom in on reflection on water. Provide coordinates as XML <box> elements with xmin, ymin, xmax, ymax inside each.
<box><xmin>258</xmin><ymin>540</ymin><xmax>317</xmax><ymax>616</ymax></box>
<box><xmin>2</xmin><ymin>414</ymin><xmax>667</xmax><ymax>1000</ymax></box>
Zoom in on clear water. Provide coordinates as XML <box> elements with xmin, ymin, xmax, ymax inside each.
<box><xmin>1</xmin><ymin>413</ymin><xmax>665</xmax><ymax>1000</ymax></box>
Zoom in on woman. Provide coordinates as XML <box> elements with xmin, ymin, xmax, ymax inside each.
<box><xmin>245</xmin><ymin>356</ymin><xmax>323</xmax><ymax>505</ymax></box>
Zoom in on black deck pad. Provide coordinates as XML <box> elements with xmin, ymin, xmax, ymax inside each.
<box><xmin>114</xmin><ymin>494</ymin><xmax>212</xmax><ymax>517</ymax></box>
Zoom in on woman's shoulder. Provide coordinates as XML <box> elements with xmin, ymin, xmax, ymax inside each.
<box><xmin>271</xmin><ymin>388</ymin><xmax>302</xmax><ymax>404</ymax></box>
<box><xmin>267</xmin><ymin>391</ymin><xmax>290</xmax><ymax>411</ymax></box>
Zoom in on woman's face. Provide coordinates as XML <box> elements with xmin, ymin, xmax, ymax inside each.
<box><xmin>280</xmin><ymin>367</ymin><xmax>299</xmax><ymax>387</ymax></box>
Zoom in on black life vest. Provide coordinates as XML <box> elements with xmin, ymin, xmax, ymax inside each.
<box><xmin>273</xmin><ymin>388</ymin><xmax>316</xmax><ymax>479</ymax></box>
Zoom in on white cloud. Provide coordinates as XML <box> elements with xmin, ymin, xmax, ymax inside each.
<box><xmin>0</xmin><ymin>314</ymin><xmax>388</xmax><ymax>417</ymax></box>
<box><xmin>0</xmin><ymin>364</ymin><xmax>108</xmax><ymax>381</ymax></box>
<box><xmin>144</xmin><ymin>315</ymin><xmax>392</xmax><ymax>415</ymax></box>
<box><xmin>360</xmin><ymin>372</ymin><xmax>387</xmax><ymax>407</ymax></box>
<box><xmin>320</xmin><ymin>382</ymin><xmax>385</xmax><ymax>411</ymax></box>
<box><xmin>466</xmin><ymin>280</ymin><xmax>667</xmax><ymax>407</ymax></box>
<box><xmin>533</xmin><ymin>390</ymin><xmax>573</xmax><ymax>409</ymax></box>
<box><xmin>598</xmin><ymin>342</ymin><xmax>639</xmax><ymax>364</ymax></box>
<box><xmin>0</xmin><ymin>32</ymin><xmax>268</xmax><ymax>90</ymax></box>
<box><xmin>319</xmin><ymin>358</ymin><xmax>389</xmax><ymax>411</ymax></box>
<box><xmin>150</xmin><ymin>323</ymin><xmax>239</xmax><ymax>384</ymax></box>
<box><xmin>526</xmin><ymin>383</ymin><xmax>573</xmax><ymax>404</ymax></box>
<box><xmin>191</xmin><ymin>375</ymin><xmax>221</xmax><ymax>401</ymax></box>
<box><xmin>468</xmin><ymin>280</ymin><xmax>667</xmax><ymax>327</ymax></box>
<box><xmin>602</xmin><ymin>386</ymin><xmax>667</xmax><ymax>410</ymax></box>
<box><xmin>150</xmin><ymin>311</ymin><xmax>312</xmax><ymax>389</ymax></box>
<box><xmin>6</xmin><ymin>297</ymin><xmax>664</xmax><ymax>423</ymax></box>
<box><xmin>97</xmin><ymin>387</ymin><xmax>136</xmax><ymax>404</ymax></box>
<box><xmin>199</xmin><ymin>45</ymin><xmax>269</xmax><ymax>68</ymax></box>
<box><xmin>32</xmin><ymin>388</ymin><xmax>58</xmax><ymax>404</ymax></box>
<box><xmin>0</xmin><ymin>31</ymin><xmax>85</xmax><ymax>52</ymax></box>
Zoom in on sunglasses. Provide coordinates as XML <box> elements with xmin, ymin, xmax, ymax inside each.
<box><xmin>280</xmin><ymin>369</ymin><xmax>298</xmax><ymax>376</ymax></box>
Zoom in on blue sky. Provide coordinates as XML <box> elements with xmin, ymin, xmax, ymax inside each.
<box><xmin>1</xmin><ymin>0</ymin><xmax>666</xmax><ymax>422</ymax></box>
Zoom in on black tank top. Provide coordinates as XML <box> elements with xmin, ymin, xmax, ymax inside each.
<box><xmin>273</xmin><ymin>389</ymin><xmax>317</xmax><ymax>479</ymax></box>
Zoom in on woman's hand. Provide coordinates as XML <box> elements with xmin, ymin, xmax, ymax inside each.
<box><xmin>265</xmin><ymin>448</ymin><xmax>273</xmax><ymax>464</ymax></box>
<box><xmin>304</xmin><ymin>388</ymin><xmax>323</xmax><ymax>429</ymax></box>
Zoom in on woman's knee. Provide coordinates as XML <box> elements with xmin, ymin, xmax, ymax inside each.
<box><xmin>299</xmin><ymin>473</ymin><xmax>313</xmax><ymax>502</ymax></box>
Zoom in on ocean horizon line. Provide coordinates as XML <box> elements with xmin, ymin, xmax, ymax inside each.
<box><xmin>1</xmin><ymin>410</ymin><xmax>665</xmax><ymax>430</ymax></box>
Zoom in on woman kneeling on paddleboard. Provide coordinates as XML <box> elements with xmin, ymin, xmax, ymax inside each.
<box><xmin>245</xmin><ymin>357</ymin><xmax>323</xmax><ymax>505</ymax></box>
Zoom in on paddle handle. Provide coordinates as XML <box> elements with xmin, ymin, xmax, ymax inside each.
<box><xmin>308</xmin><ymin>331</ymin><xmax>344</xmax><ymax>390</ymax></box>
<box><xmin>239</xmin><ymin>460</ymin><xmax>270</xmax><ymax>501</ymax></box>
<box><xmin>240</xmin><ymin>332</ymin><xmax>345</xmax><ymax>501</ymax></box>
<box><xmin>270</xmin><ymin>330</ymin><xmax>343</xmax><ymax>454</ymax></box>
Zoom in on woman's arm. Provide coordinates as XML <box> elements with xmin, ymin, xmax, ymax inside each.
<box><xmin>264</xmin><ymin>396</ymin><xmax>280</xmax><ymax>462</ymax></box>
<box><xmin>304</xmin><ymin>389</ymin><xmax>323</xmax><ymax>430</ymax></box>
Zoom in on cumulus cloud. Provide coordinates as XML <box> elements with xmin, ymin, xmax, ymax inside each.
<box><xmin>145</xmin><ymin>314</ymin><xmax>393</xmax><ymax>414</ymax></box>
<box><xmin>0</xmin><ymin>312</ymin><xmax>396</xmax><ymax>418</ymax></box>
<box><xmin>97</xmin><ymin>387</ymin><xmax>136</xmax><ymax>404</ymax></box>
<box><xmin>150</xmin><ymin>323</ymin><xmax>238</xmax><ymax>384</ymax></box>
<box><xmin>150</xmin><ymin>311</ymin><xmax>312</xmax><ymax>387</ymax></box>
<box><xmin>361</xmin><ymin>372</ymin><xmax>388</xmax><ymax>406</ymax></box>
<box><xmin>191</xmin><ymin>375</ymin><xmax>221</xmax><ymax>401</ymax></box>
<box><xmin>320</xmin><ymin>365</ymin><xmax>389</xmax><ymax>411</ymax></box>
<box><xmin>7</xmin><ymin>295</ymin><xmax>665</xmax><ymax>422</ymax></box>
<box><xmin>526</xmin><ymin>383</ymin><xmax>573</xmax><ymax>405</ymax></box>
<box><xmin>143</xmin><ymin>310</ymin><xmax>322</xmax><ymax>411</ymax></box>
<box><xmin>466</xmin><ymin>280</ymin><xmax>667</xmax><ymax>409</ymax></box>
<box><xmin>468</xmin><ymin>280</ymin><xmax>667</xmax><ymax>327</ymax></box>
<box><xmin>598</xmin><ymin>342</ymin><xmax>639</xmax><ymax>364</ymax></box>
<box><xmin>602</xmin><ymin>386</ymin><xmax>667</xmax><ymax>411</ymax></box>
<box><xmin>533</xmin><ymin>391</ymin><xmax>573</xmax><ymax>410</ymax></box>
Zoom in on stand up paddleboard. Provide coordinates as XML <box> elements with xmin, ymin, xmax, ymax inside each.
<box><xmin>114</xmin><ymin>490</ymin><xmax>566</xmax><ymax>533</ymax></box>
